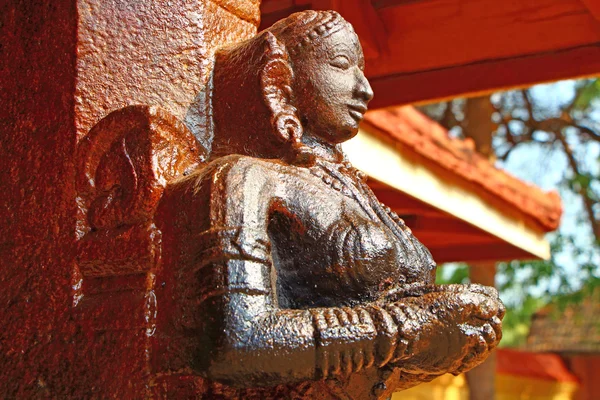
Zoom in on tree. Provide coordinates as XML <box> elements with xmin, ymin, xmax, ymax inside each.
<box><xmin>424</xmin><ymin>78</ymin><xmax>600</xmax><ymax>347</ymax></box>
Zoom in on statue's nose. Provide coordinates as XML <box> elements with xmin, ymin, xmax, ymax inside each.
<box><xmin>355</xmin><ymin>73</ymin><xmax>374</xmax><ymax>103</ymax></box>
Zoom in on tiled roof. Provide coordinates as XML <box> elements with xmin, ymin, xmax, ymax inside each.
<box><xmin>526</xmin><ymin>289</ymin><xmax>600</xmax><ymax>354</ymax></box>
<box><xmin>362</xmin><ymin>106</ymin><xmax>562</xmax><ymax>232</ymax></box>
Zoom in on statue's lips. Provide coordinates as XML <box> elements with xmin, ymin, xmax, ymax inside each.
<box><xmin>348</xmin><ymin>104</ymin><xmax>367</xmax><ymax>121</ymax></box>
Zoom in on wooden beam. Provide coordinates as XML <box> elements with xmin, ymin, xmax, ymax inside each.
<box><xmin>582</xmin><ymin>0</ymin><xmax>600</xmax><ymax>22</ymax></box>
<box><xmin>410</xmin><ymin>215</ymin><xmax>486</xmax><ymax>236</ymax></box>
<box><xmin>417</xmin><ymin>233</ymin><xmax>499</xmax><ymax>248</ymax></box>
<box><xmin>368</xmin><ymin>0</ymin><xmax>600</xmax><ymax>105</ymax></box>
<box><xmin>262</xmin><ymin>0</ymin><xmax>600</xmax><ymax>107</ymax></box>
<box><xmin>465</xmin><ymin>263</ymin><xmax>499</xmax><ymax>399</ymax></box>
<box><xmin>372</xmin><ymin>0</ymin><xmax>419</xmax><ymax>10</ymax></box>
<box><xmin>366</xmin><ymin>0</ymin><xmax>600</xmax><ymax>75</ymax></box>
<box><xmin>405</xmin><ymin>215</ymin><xmax>500</xmax><ymax>247</ymax></box>
<box><xmin>430</xmin><ymin>243</ymin><xmax>537</xmax><ymax>263</ymax></box>
<box><xmin>371</xmin><ymin>186</ymin><xmax>446</xmax><ymax>217</ymax></box>
<box><xmin>369</xmin><ymin>43</ymin><xmax>600</xmax><ymax>108</ymax></box>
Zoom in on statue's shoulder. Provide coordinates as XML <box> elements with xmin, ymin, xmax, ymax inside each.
<box><xmin>186</xmin><ymin>154</ymin><xmax>295</xmax><ymax>185</ymax></box>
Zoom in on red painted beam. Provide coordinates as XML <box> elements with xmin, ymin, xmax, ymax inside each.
<box><xmin>262</xmin><ymin>0</ymin><xmax>600</xmax><ymax>107</ymax></box>
<box><xmin>369</xmin><ymin>43</ymin><xmax>600</xmax><ymax>108</ymax></box>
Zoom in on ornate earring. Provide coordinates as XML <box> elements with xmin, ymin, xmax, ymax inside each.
<box><xmin>261</xmin><ymin>32</ymin><xmax>315</xmax><ymax>166</ymax></box>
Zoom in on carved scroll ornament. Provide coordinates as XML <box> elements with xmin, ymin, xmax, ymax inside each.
<box><xmin>76</xmin><ymin>10</ymin><xmax>504</xmax><ymax>399</ymax></box>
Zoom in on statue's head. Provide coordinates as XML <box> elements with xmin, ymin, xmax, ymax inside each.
<box><xmin>207</xmin><ymin>10</ymin><xmax>373</xmax><ymax>164</ymax></box>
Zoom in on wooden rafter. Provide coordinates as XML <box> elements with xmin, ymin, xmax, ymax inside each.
<box><xmin>369</xmin><ymin>43</ymin><xmax>600</xmax><ymax>107</ymax></box>
<box><xmin>582</xmin><ymin>0</ymin><xmax>600</xmax><ymax>22</ymax></box>
<box><xmin>261</xmin><ymin>0</ymin><xmax>600</xmax><ymax>107</ymax></box>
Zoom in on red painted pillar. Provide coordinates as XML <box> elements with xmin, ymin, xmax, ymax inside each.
<box><xmin>0</xmin><ymin>1</ymin><xmax>258</xmax><ymax>397</ymax></box>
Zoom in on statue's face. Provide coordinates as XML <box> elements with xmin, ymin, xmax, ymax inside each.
<box><xmin>291</xmin><ymin>27</ymin><xmax>374</xmax><ymax>144</ymax></box>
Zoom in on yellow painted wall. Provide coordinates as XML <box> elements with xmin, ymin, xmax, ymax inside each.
<box><xmin>392</xmin><ymin>375</ymin><xmax>468</xmax><ymax>400</ymax></box>
<box><xmin>392</xmin><ymin>374</ymin><xmax>579</xmax><ymax>400</ymax></box>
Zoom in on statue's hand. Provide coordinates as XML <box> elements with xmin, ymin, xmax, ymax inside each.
<box><xmin>311</xmin><ymin>284</ymin><xmax>503</xmax><ymax>380</ymax></box>
<box><xmin>384</xmin><ymin>284</ymin><xmax>504</xmax><ymax>375</ymax></box>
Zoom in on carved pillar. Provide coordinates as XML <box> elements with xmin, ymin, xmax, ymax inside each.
<box><xmin>0</xmin><ymin>1</ymin><xmax>258</xmax><ymax>397</ymax></box>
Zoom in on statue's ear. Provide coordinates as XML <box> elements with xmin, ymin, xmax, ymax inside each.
<box><xmin>260</xmin><ymin>32</ymin><xmax>302</xmax><ymax>144</ymax></box>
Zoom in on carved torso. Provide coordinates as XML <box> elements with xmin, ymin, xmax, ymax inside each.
<box><xmin>266</xmin><ymin>159</ymin><xmax>436</xmax><ymax>309</ymax></box>
<box><xmin>168</xmin><ymin>155</ymin><xmax>435</xmax><ymax>311</ymax></box>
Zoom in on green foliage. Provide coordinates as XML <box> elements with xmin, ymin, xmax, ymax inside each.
<box><xmin>550</xmin><ymin>274</ymin><xmax>600</xmax><ymax>313</ymax></box>
<box><xmin>499</xmin><ymin>296</ymin><xmax>546</xmax><ymax>347</ymax></box>
<box><xmin>496</xmin><ymin>234</ymin><xmax>599</xmax><ymax>346</ymax></box>
<box><xmin>435</xmin><ymin>262</ymin><xmax>469</xmax><ymax>285</ymax></box>
<box><xmin>574</xmin><ymin>79</ymin><xmax>600</xmax><ymax>110</ymax></box>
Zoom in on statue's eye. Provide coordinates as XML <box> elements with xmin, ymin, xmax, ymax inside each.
<box><xmin>330</xmin><ymin>55</ymin><xmax>351</xmax><ymax>70</ymax></box>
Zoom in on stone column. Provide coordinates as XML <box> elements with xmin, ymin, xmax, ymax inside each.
<box><xmin>466</xmin><ymin>262</ymin><xmax>498</xmax><ymax>400</ymax></box>
<box><xmin>0</xmin><ymin>1</ymin><xmax>258</xmax><ymax>397</ymax></box>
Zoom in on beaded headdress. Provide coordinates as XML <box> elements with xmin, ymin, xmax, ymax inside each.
<box><xmin>268</xmin><ymin>10</ymin><xmax>355</xmax><ymax>56</ymax></box>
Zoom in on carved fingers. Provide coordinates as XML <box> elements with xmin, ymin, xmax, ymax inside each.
<box><xmin>310</xmin><ymin>283</ymin><xmax>504</xmax><ymax>380</ymax></box>
<box><xmin>361</xmin><ymin>304</ymin><xmax>399</xmax><ymax>367</ymax></box>
<box><xmin>380</xmin><ymin>284</ymin><xmax>505</xmax><ymax>376</ymax></box>
<box><xmin>451</xmin><ymin>318</ymin><xmax>500</xmax><ymax>375</ymax></box>
<box><xmin>312</xmin><ymin>307</ymin><xmax>377</xmax><ymax>379</ymax></box>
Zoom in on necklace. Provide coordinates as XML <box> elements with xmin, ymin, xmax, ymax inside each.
<box><xmin>309</xmin><ymin>159</ymin><xmax>412</xmax><ymax>234</ymax></box>
<box><xmin>309</xmin><ymin>160</ymin><xmax>366</xmax><ymax>195</ymax></box>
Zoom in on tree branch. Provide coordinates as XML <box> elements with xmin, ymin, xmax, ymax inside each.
<box><xmin>554</xmin><ymin>129</ymin><xmax>600</xmax><ymax>242</ymax></box>
<box><xmin>521</xmin><ymin>89</ymin><xmax>535</xmax><ymax>122</ymax></box>
<box><xmin>571</xmin><ymin>123</ymin><xmax>600</xmax><ymax>143</ymax></box>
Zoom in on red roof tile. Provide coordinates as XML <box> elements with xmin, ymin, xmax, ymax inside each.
<box><xmin>363</xmin><ymin>106</ymin><xmax>562</xmax><ymax>232</ymax></box>
<box><xmin>496</xmin><ymin>349</ymin><xmax>579</xmax><ymax>383</ymax></box>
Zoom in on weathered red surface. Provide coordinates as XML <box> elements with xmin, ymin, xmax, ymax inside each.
<box><xmin>1</xmin><ymin>1</ymin><xmax>79</xmax><ymax>397</ymax></box>
<box><xmin>0</xmin><ymin>1</ymin><xmax>257</xmax><ymax>397</ymax></box>
<box><xmin>75</xmin><ymin>0</ymin><xmax>258</xmax><ymax>139</ymax></box>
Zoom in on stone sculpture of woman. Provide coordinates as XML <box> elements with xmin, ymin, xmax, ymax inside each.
<box><xmin>150</xmin><ymin>10</ymin><xmax>504</xmax><ymax>398</ymax></box>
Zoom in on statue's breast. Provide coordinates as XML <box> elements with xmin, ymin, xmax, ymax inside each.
<box><xmin>268</xmin><ymin>166</ymin><xmax>436</xmax><ymax>309</ymax></box>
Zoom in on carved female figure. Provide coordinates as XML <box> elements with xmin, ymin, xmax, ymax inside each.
<box><xmin>156</xmin><ymin>10</ymin><xmax>503</xmax><ymax>395</ymax></box>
